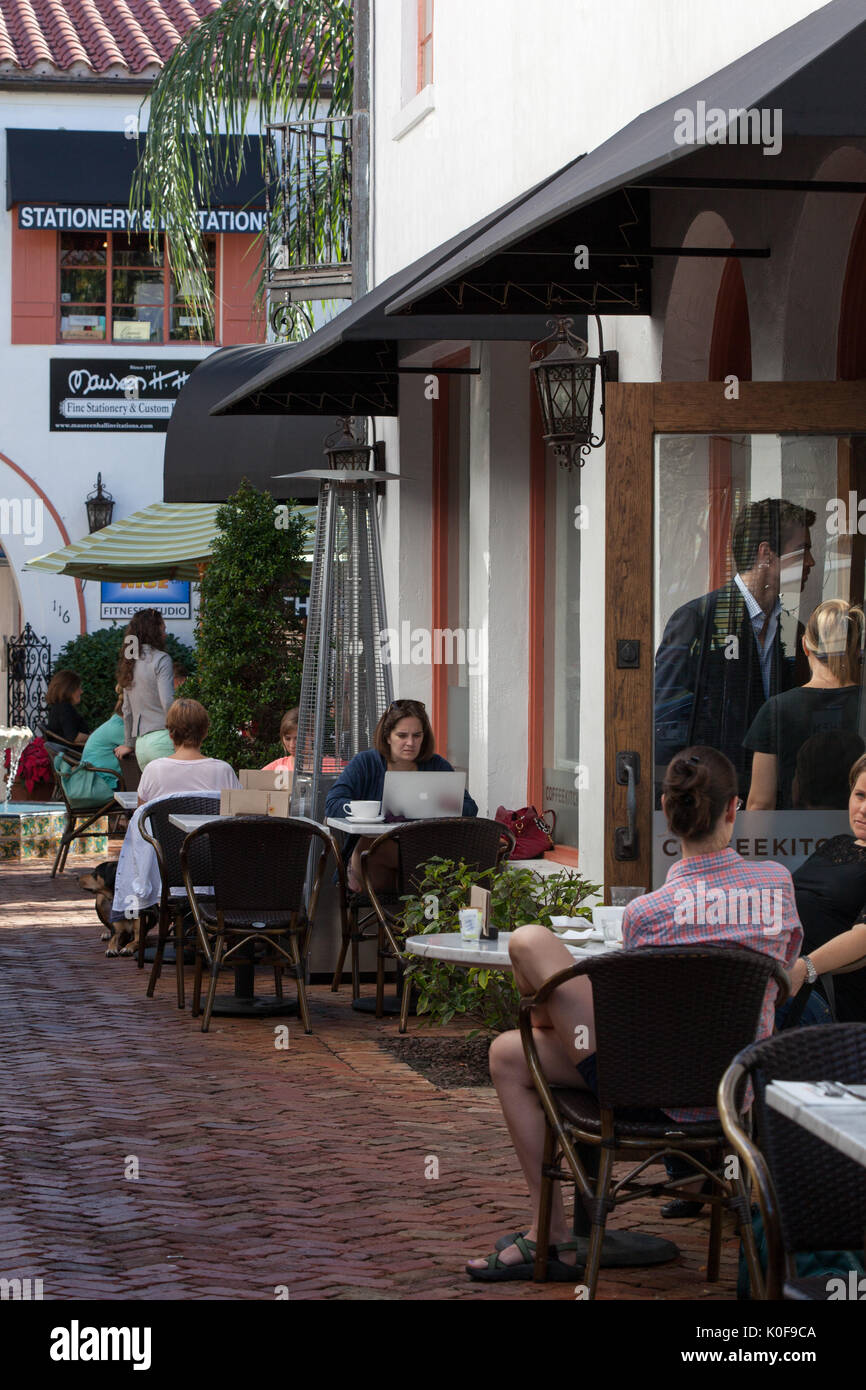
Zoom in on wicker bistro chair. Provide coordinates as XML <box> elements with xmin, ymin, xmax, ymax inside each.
<box><xmin>39</xmin><ymin>726</ymin><xmax>83</xmax><ymax>765</ymax></box>
<box><xmin>718</xmin><ymin>1023</ymin><xmax>866</xmax><ymax>1300</ymax></box>
<box><xmin>48</xmin><ymin>752</ymin><xmax>121</xmax><ymax>877</ymax></box>
<box><xmin>520</xmin><ymin>945</ymin><xmax>790</xmax><ymax>1299</ymax></box>
<box><xmin>180</xmin><ymin>816</ymin><xmax>343</xmax><ymax>1035</ymax></box>
<box><xmin>137</xmin><ymin>793</ymin><xmax>222</xmax><ymax>1006</ymax></box>
<box><xmin>333</xmin><ymin>817</ymin><xmax>514</xmax><ymax>1023</ymax></box>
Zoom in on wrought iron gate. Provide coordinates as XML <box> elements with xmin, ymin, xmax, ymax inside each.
<box><xmin>5</xmin><ymin>624</ymin><xmax>51</xmax><ymax>729</ymax></box>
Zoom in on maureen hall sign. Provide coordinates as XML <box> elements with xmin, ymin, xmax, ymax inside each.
<box><xmin>50</xmin><ymin>359</ymin><xmax>198</xmax><ymax>432</ymax></box>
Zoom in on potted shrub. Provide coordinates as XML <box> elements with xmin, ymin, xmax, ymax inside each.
<box><xmin>5</xmin><ymin>737</ymin><xmax>54</xmax><ymax>802</ymax></box>
<box><xmin>398</xmin><ymin>857</ymin><xmax>601</xmax><ymax>1034</ymax></box>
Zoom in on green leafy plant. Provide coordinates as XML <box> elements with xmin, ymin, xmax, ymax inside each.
<box><xmin>182</xmin><ymin>481</ymin><xmax>310</xmax><ymax>767</ymax></box>
<box><xmin>54</xmin><ymin>627</ymin><xmax>195</xmax><ymax>731</ymax></box>
<box><xmin>399</xmin><ymin>858</ymin><xmax>601</xmax><ymax>1035</ymax></box>
<box><xmin>130</xmin><ymin>0</ymin><xmax>353</xmax><ymax>333</ymax></box>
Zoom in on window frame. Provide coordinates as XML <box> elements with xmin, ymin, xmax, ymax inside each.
<box><xmin>416</xmin><ymin>0</ymin><xmax>434</xmax><ymax>95</ymax></box>
<box><xmin>56</xmin><ymin>231</ymin><xmax>218</xmax><ymax>347</ymax></box>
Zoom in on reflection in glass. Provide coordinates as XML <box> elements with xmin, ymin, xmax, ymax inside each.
<box><xmin>653</xmin><ymin>433</ymin><xmax>866</xmax><ymax>888</ymax></box>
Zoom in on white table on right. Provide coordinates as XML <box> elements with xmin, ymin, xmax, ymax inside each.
<box><xmin>765</xmin><ymin>1081</ymin><xmax>866</xmax><ymax>1168</ymax></box>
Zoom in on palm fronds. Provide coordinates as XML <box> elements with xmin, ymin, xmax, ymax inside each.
<box><xmin>130</xmin><ymin>0</ymin><xmax>353</xmax><ymax>334</ymax></box>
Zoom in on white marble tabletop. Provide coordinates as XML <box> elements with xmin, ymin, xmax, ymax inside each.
<box><xmin>405</xmin><ymin>930</ymin><xmax>620</xmax><ymax>970</ymax></box>
<box><xmin>766</xmin><ymin>1080</ymin><xmax>866</xmax><ymax>1169</ymax></box>
<box><xmin>326</xmin><ymin>816</ymin><xmax>408</xmax><ymax>836</ymax></box>
<box><xmin>168</xmin><ymin>813</ymin><xmax>226</xmax><ymax>834</ymax></box>
<box><xmin>114</xmin><ymin>790</ymin><xmax>139</xmax><ymax>811</ymax></box>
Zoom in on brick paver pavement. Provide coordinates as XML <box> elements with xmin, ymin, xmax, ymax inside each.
<box><xmin>1</xmin><ymin>857</ymin><xmax>737</xmax><ymax>1301</ymax></box>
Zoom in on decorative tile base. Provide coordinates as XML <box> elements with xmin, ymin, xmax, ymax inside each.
<box><xmin>0</xmin><ymin>803</ymin><xmax>108</xmax><ymax>861</ymax></box>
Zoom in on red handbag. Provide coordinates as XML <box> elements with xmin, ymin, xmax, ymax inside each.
<box><xmin>495</xmin><ymin>805</ymin><xmax>556</xmax><ymax>860</ymax></box>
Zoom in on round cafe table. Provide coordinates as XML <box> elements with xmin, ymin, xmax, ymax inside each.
<box><xmin>404</xmin><ymin>929</ymin><xmax>679</xmax><ymax>1271</ymax></box>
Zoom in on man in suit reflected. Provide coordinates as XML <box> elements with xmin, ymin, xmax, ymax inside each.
<box><xmin>655</xmin><ymin>497</ymin><xmax>815</xmax><ymax>799</ymax></box>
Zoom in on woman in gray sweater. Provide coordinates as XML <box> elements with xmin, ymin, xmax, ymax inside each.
<box><xmin>113</xmin><ymin>609</ymin><xmax>175</xmax><ymax>770</ymax></box>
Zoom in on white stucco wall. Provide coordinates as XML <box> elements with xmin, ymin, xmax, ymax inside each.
<box><xmin>368</xmin><ymin>0</ymin><xmax>856</xmax><ymax>886</ymax></box>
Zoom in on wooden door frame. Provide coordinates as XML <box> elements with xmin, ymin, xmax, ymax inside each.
<box><xmin>604</xmin><ymin>380</ymin><xmax>866</xmax><ymax>894</ymax></box>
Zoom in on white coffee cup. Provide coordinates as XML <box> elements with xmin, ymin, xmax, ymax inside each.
<box><xmin>343</xmin><ymin>800</ymin><xmax>380</xmax><ymax>820</ymax></box>
<box><xmin>592</xmin><ymin>906</ymin><xmax>626</xmax><ymax>944</ymax></box>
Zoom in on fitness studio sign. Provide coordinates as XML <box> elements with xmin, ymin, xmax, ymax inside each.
<box><xmin>50</xmin><ymin>359</ymin><xmax>197</xmax><ymax>432</ymax></box>
<box><xmin>101</xmin><ymin>581</ymin><xmax>192</xmax><ymax>621</ymax></box>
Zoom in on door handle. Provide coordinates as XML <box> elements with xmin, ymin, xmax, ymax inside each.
<box><xmin>614</xmin><ymin>751</ymin><xmax>640</xmax><ymax>861</ymax></box>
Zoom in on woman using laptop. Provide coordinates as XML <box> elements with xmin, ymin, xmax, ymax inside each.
<box><xmin>325</xmin><ymin>699</ymin><xmax>477</xmax><ymax>892</ymax></box>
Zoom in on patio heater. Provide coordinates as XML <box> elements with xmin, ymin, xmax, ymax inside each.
<box><xmin>274</xmin><ymin>420</ymin><xmax>400</xmax><ymax>823</ymax></box>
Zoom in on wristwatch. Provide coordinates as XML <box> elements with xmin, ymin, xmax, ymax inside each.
<box><xmin>801</xmin><ymin>955</ymin><xmax>818</xmax><ymax>984</ymax></box>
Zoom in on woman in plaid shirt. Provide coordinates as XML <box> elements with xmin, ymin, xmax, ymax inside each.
<box><xmin>466</xmin><ymin>746</ymin><xmax>802</xmax><ymax>1283</ymax></box>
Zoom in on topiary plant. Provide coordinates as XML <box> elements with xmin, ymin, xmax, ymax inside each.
<box><xmin>181</xmin><ymin>480</ymin><xmax>310</xmax><ymax>767</ymax></box>
<box><xmin>54</xmin><ymin>626</ymin><xmax>196</xmax><ymax>730</ymax></box>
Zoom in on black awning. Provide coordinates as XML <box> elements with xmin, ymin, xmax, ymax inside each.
<box><xmin>387</xmin><ymin>0</ymin><xmax>866</xmax><ymax>318</ymax></box>
<box><xmin>6</xmin><ymin>129</ymin><xmax>268</xmax><ymax>210</ymax></box>
<box><xmin>164</xmin><ymin>347</ymin><xmax>341</xmax><ymax>502</ymax></box>
<box><xmin>210</xmin><ymin>165</ymin><xmax>575</xmax><ymax>417</ymax></box>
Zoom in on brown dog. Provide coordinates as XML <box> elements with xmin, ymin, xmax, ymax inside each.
<box><xmin>79</xmin><ymin>862</ymin><xmax>140</xmax><ymax>955</ymax></box>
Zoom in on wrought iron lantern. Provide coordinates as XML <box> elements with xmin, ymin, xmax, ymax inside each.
<box><xmin>530</xmin><ymin>315</ymin><xmax>607</xmax><ymax>468</ymax></box>
<box><xmin>85</xmin><ymin>473</ymin><xmax>115</xmax><ymax>532</ymax></box>
<box><xmin>323</xmin><ymin>417</ymin><xmax>375</xmax><ymax>472</ymax></box>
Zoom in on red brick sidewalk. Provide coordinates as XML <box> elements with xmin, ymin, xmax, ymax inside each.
<box><xmin>1</xmin><ymin>858</ymin><xmax>737</xmax><ymax>1301</ymax></box>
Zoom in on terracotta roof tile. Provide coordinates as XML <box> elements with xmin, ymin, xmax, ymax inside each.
<box><xmin>0</xmin><ymin>0</ymin><xmax>222</xmax><ymax>76</ymax></box>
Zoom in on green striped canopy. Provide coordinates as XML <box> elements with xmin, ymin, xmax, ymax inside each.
<box><xmin>25</xmin><ymin>502</ymin><xmax>316</xmax><ymax>582</ymax></box>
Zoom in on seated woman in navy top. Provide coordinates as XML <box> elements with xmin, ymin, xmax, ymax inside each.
<box><xmin>325</xmin><ymin>698</ymin><xmax>477</xmax><ymax>892</ymax></box>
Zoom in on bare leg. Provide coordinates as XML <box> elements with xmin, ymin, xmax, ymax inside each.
<box><xmin>467</xmin><ymin>924</ymin><xmax>596</xmax><ymax>1269</ymax></box>
<box><xmin>348</xmin><ymin>836</ymin><xmax>399</xmax><ymax>893</ymax></box>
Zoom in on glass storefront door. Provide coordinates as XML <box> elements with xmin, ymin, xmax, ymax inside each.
<box><xmin>653</xmin><ymin>432</ymin><xmax>866</xmax><ymax>887</ymax></box>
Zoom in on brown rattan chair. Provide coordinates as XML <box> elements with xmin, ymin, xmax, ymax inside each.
<box><xmin>180</xmin><ymin>815</ymin><xmax>344</xmax><ymax>1034</ymax></box>
<box><xmin>48</xmin><ymin>751</ymin><xmax>120</xmax><ymax>877</ymax></box>
<box><xmin>520</xmin><ymin>945</ymin><xmax>790</xmax><ymax>1299</ymax></box>
<box><xmin>137</xmin><ymin>793</ymin><xmax>222</xmax><ymax>1005</ymax></box>
<box><xmin>333</xmin><ymin>817</ymin><xmax>514</xmax><ymax>1023</ymax></box>
<box><xmin>718</xmin><ymin>1022</ymin><xmax>866</xmax><ymax>1300</ymax></box>
<box><xmin>39</xmin><ymin>725</ymin><xmax>83</xmax><ymax>764</ymax></box>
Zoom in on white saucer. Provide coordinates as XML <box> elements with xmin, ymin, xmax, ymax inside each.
<box><xmin>345</xmin><ymin>814</ymin><xmax>384</xmax><ymax>823</ymax></box>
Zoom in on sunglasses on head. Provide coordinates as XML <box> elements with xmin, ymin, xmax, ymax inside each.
<box><xmin>388</xmin><ymin>700</ymin><xmax>426</xmax><ymax>713</ymax></box>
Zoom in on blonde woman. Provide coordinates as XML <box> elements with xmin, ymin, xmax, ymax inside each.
<box><xmin>745</xmin><ymin>598</ymin><xmax>864</xmax><ymax>810</ymax></box>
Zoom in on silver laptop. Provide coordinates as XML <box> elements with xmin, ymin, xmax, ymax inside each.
<box><xmin>381</xmin><ymin>770</ymin><xmax>466</xmax><ymax>820</ymax></box>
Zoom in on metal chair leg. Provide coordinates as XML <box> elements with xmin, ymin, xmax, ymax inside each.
<box><xmin>332</xmin><ymin>924</ymin><xmax>351</xmax><ymax>992</ymax></box>
<box><xmin>174</xmin><ymin>912</ymin><xmax>186</xmax><ymax>1010</ymax></box>
<box><xmin>533</xmin><ymin>1121</ymin><xmax>558</xmax><ymax>1280</ymax></box>
<box><xmin>399</xmin><ymin>972</ymin><xmax>412</xmax><ymax>1034</ymax></box>
<box><xmin>289</xmin><ymin>935</ymin><xmax>312</xmax><ymax>1035</ymax></box>
<box><xmin>583</xmin><ymin>1147</ymin><xmax>615</xmax><ymax>1300</ymax></box>
<box><xmin>201</xmin><ymin>935</ymin><xmax>225</xmax><ymax>1033</ymax></box>
<box><xmin>146</xmin><ymin>912</ymin><xmax>168</xmax><ymax>999</ymax></box>
<box><xmin>707</xmin><ymin>1183</ymin><xmax>723</xmax><ymax>1281</ymax></box>
<box><xmin>191</xmin><ymin>939</ymin><xmax>205</xmax><ymax>1018</ymax></box>
<box><xmin>375</xmin><ymin>924</ymin><xmax>386</xmax><ymax>1018</ymax></box>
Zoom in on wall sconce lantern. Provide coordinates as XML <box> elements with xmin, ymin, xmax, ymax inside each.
<box><xmin>323</xmin><ymin>417</ymin><xmax>375</xmax><ymax>472</ymax></box>
<box><xmin>530</xmin><ymin>315</ymin><xmax>608</xmax><ymax>468</ymax></box>
<box><xmin>85</xmin><ymin>473</ymin><xmax>115</xmax><ymax>532</ymax></box>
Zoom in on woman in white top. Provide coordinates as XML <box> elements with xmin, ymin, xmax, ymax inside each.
<box><xmin>137</xmin><ymin>698</ymin><xmax>239</xmax><ymax>805</ymax></box>
<box><xmin>114</xmin><ymin>609</ymin><xmax>176</xmax><ymax>771</ymax></box>
<box><xmin>106</xmin><ymin>699</ymin><xmax>239</xmax><ymax>953</ymax></box>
